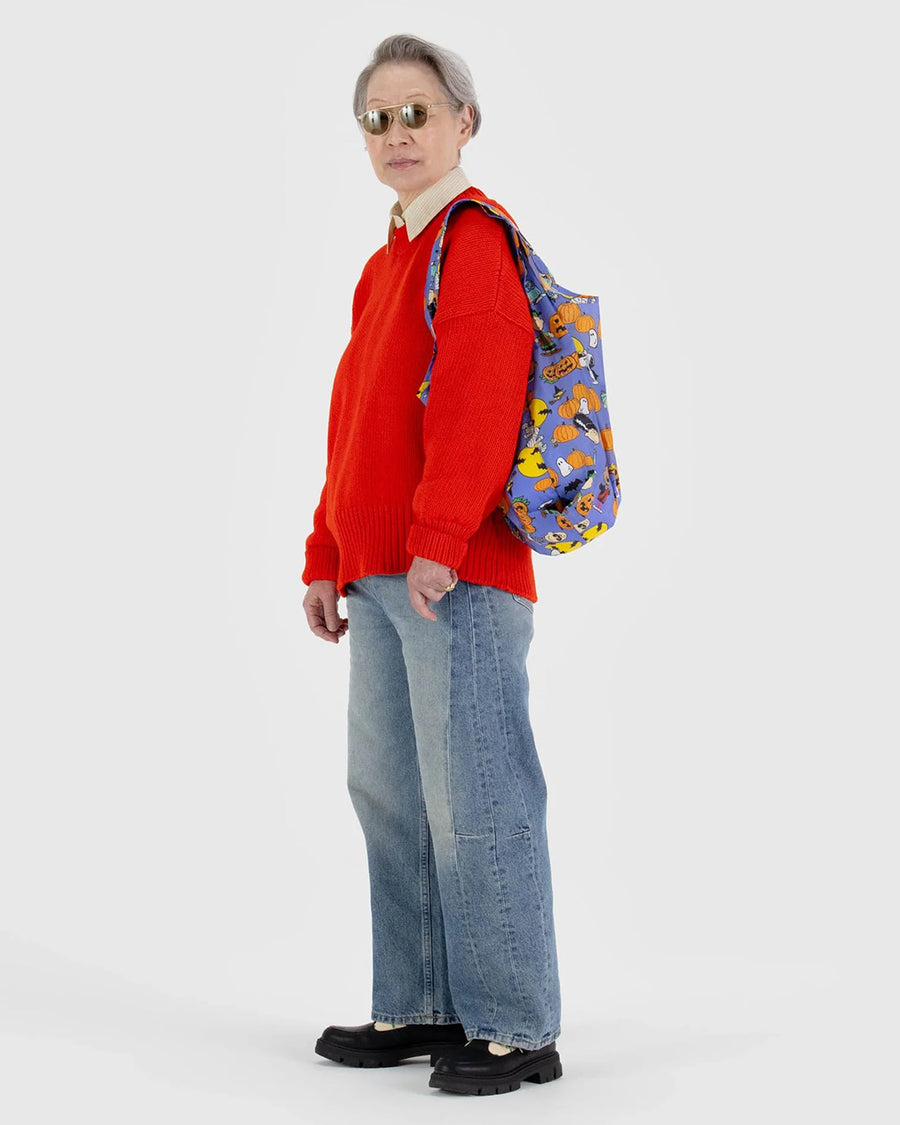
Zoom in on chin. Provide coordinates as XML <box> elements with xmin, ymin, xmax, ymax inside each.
<box><xmin>388</xmin><ymin>165</ymin><xmax>423</xmax><ymax>181</ymax></box>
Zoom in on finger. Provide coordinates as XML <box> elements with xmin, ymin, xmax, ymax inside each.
<box><xmin>417</xmin><ymin>582</ymin><xmax>451</xmax><ymax>604</ymax></box>
<box><xmin>320</xmin><ymin>596</ymin><xmax>344</xmax><ymax>634</ymax></box>
<box><xmin>303</xmin><ymin>601</ymin><xmax>324</xmax><ymax>630</ymax></box>
<box><xmin>409</xmin><ymin>586</ymin><xmax>437</xmax><ymax>621</ymax></box>
<box><xmin>305</xmin><ymin>600</ymin><xmax>347</xmax><ymax>641</ymax></box>
<box><xmin>310</xmin><ymin>616</ymin><xmax>348</xmax><ymax>642</ymax></box>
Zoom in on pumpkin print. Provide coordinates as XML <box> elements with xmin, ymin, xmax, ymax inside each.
<box><xmin>557</xmin><ymin>383</ymin><xmax>602</xmax><ymax>418</ymax></box>
<box><xmin>567</xmin><ymin>449</ymin><xmax>595</xmax><ymax>469</ymax></box>
<box><xmin>551</xmin><ymin>422</ymin><xmax>580</xmax><ymax>444</ymax></box>
<box><xmin>572</xmin><ymin>382</ymin><xmax>601</xmax><ymax>407</ymax></box>
<box><xmin>548</xmin><ymin>312</ymin><xmax>568</xmax><ymax>338</ymax></box>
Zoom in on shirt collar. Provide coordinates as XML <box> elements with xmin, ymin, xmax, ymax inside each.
<box><xmin>387</xmin><ymin>164</ymin><xmax>471</xmax><ymax>248</ymax></box>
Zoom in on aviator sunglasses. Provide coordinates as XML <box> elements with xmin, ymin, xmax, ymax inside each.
<box><xmin>357</xmin><ymin>101</ymin><xmax>453</xmax><ymax>136</ymax></box>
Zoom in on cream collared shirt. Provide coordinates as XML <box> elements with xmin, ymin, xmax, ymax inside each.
<box><xmin>387</xmin><ymin>164</ymin><xmax>471</xmax><ymax>248</ymax></box>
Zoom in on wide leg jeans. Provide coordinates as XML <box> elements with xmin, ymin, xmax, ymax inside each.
<box><xmin>344</xmin><ymin>573</ymin><xmax>562</xmax><ymax>1051</ymax></box>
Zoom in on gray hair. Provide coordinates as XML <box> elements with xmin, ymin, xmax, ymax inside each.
<box><xmin>352</xmin><ymin>34</ymin><xmax>482</xmax><ymax>140</ymax></box>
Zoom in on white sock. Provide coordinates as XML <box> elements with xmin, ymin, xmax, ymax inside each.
<box><xmin>373</xmin><ymin>1020</ymin><xmax>407</xmax><ymax>1030</ymax></box>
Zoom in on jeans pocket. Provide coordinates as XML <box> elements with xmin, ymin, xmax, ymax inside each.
<box><xmin>510</xmin><ymin>592</ymin><xmax>534</xmax><ymax>613</ymax></box>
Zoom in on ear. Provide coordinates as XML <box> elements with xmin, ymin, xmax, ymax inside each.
<box><xmin>457</xmin><ymin>103</ymin><xmax>475</xmax><ymax>150</ymax></box>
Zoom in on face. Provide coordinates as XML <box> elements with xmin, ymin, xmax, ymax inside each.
<box><xmin>361</xmin><ymin>61</ymin><xmax>474</xmax><ymax>211</ymax></box>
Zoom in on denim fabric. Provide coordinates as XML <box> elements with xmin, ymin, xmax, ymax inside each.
<box><xmin>344</xmin><ymin>573</ymin><xmax>562</xmax><ymax>1050</ymax></box>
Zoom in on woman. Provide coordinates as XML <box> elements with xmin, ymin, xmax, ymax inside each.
<box><xmin>301</xmin><ymin>34</ymin><xmax>563</xmax><ymax>1096</ymax></box>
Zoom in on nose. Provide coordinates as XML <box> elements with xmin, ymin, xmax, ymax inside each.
<box><xmin>383</xmin><ymin>112</ymin><xmax>413</xmax><ymax>144</ymax></box>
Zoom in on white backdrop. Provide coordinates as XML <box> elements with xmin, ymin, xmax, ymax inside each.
<box><xmin>1</xmin><ymin>1</ymin><xmax>897</xmax><ymax>1121</ymax></box>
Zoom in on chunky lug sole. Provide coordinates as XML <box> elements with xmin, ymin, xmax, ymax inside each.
<box><xmin>315</xmin><ymin>1035</ymin><xmax>466</xmax><ymax>1068</ymax></box>
<box><xmin>428</xmin><ymin>1047</ymin><xmax>563</xmax><ymax>1095</ymax></box>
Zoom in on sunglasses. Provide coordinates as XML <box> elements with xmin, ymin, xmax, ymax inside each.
<box><xmin>357</xmin><ymin>101</ymin><xmax>453</xmax><ymax>136</ymax></box>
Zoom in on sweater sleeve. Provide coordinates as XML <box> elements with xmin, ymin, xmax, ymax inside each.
<box><xmin>406</xmin><ymin>208</ymin><xmax>534</xmax><ymax>570</ymax></box>
<box><xmin>301</xmin><ymin>256</ymin><xmax>375</xmax><ymax>586</ymax></box>
<box><xmin>301</xmin><ymin>477</ymin><xmax>340</xmax><ymax>585</ymax></box>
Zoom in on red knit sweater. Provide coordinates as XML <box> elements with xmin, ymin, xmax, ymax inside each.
<box><xmin>301</xmin><ymin>185</ymin><xmax>538</xmax><ymax>602</ymax></box>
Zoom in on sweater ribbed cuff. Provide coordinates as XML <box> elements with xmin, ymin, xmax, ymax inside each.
<box><xmin>406</xmin><ymin>523</ymin><xmax>469</xmax><ymax>571</ymax></box>
<box><xmin>301</xmin><ymin>544</ymin><xmax>340</xmax><ymax>585</ymax></box>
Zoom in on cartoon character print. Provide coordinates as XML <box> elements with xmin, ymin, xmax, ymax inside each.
<box><xmin>605</xmin><ymin>462</ymin><xmax>621</xmax><ymax>498</ymax></box>
<box><xmin>523</xmin><ymin>277</ymin><xmax>544</xmax><ymax>304</ymax></box>
<box><xmin>523</xmin><ymin>395</ymin><xmax>550</xmax><ymax>447</ymax></box>
<box><xmin>537</xmin><ymin>271</ymin><xmax>560</xmax><ymax>302</ymax></box>
<box><xmin>530</xmin><ymin>310</ymin><xmax>561</xmax><ymax>356</ymax></box>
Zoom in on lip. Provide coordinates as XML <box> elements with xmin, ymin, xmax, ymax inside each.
<box><xmin>388</xmin><ymin>158</ymin><xmax>418</xmax><ymax>169</ymax></box>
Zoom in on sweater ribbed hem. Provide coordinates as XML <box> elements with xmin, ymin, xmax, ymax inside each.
<box><xmin>327</xmin><ymin>504</ymin><xmax>537</xmax><ymax>603</ymax></box>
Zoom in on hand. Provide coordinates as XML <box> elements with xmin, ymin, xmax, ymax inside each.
<box><xmin>407</xmin><ymin>556</ymin><xmax>458</xmax><ymax>622</ymax></box>
<box><xmin>303</xmin><ymin>579</ymin><xmax>348</xmax><ymax>644</ymax></box>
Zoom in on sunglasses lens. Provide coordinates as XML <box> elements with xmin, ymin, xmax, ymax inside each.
<box><xmin>400</xmin><ymin>103</ymin><xmax>428</xmax><ymax>128</ymax></box>
<box><xmin>361</xmin><ymin>109</ymin><xmax>389</xmax><ymax>135</ymax></box>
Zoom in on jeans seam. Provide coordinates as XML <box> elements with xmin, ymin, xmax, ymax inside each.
<box><xmin>497</xmin><ymin>588</ymin><xmax>552</xmax><ymax>1017</ymax></box>
<box><xmin>478</xmin><ymin>583</ymin><xmax>529</xmax><ymax>1022</ymax></box>
<box><xmin>449</xmin><ymin>585</ymin><xmax>498</xmax><ymax>1028</ymax></box>
<box><xmin>419</xmin><ymin>787</ymin><xmax>434</xmax><ymax>1017</ymax></box>
<box><xmin>497</xmin><ymin>627</ymin><xmax>552</xmax><ymax>1016</ymax></box>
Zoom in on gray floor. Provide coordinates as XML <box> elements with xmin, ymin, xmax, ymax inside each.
<box><xmin>2</xmin><ymin>937</ymin><xmax>891</xmax><ymax>1123</ymax></box>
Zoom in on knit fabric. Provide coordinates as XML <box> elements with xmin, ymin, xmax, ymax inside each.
<box><xmin>301</xmin><ymin>186</ymin><xmax>538</xmax><ymax>603</ymax></box>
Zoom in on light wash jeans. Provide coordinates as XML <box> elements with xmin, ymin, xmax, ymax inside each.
<box><xmin>344</xmin><ymin>573</ymin><xmax>562</xmax><ymax>1051</ymax></box>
